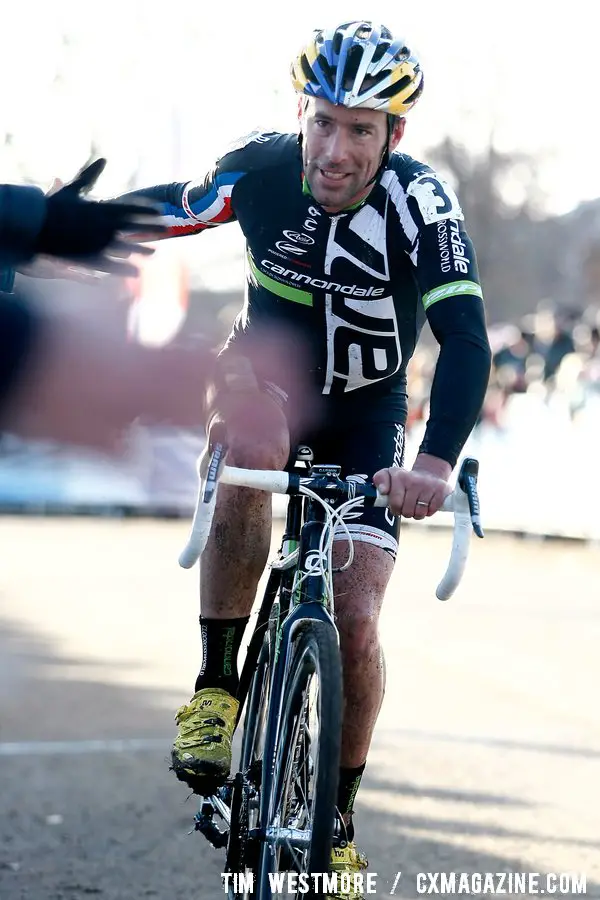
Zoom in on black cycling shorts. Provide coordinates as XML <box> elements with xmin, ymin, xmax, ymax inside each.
<box><xmin>288</xmin><ymin>420</ymin><xmax>406</xmax><ymax>559</ymax></box>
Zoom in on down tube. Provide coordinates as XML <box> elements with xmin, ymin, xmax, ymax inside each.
<box><xmin>258</xmin><ymin>500</ymin><xmax>333</xmax><ymax>828</ymax></box>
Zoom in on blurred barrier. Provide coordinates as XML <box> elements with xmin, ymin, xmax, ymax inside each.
<box><xmin>1</xmin><ymin>394</ymin><xmax>600</xmax><ymax>541</ymax></box>
<box><xmin>407</xmin><ymin>391</ymin><xmax>600</xmax><ymax>542</ymax></box>
<box><xmin>0</xmin><ymin>427</ymin><xmax>204</xmax><ymax>516</ymax></box>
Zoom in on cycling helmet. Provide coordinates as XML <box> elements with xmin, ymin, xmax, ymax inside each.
<box><xmin>291</xmin><ymin>21</ymin><xmax>424</xmax><ymax>116</ymax></box>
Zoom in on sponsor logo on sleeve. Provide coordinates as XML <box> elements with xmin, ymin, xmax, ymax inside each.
<box><xmin>223</xmin><ymin>129</ymin><xmax>272</xmax><ymax>154</ymax></box>
<box><xmin>436</xmin><ymin>218</ymin><xmax>471</xmax><ymax>275</ymax></box>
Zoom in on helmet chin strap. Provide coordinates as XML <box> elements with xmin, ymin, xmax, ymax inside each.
<box><xmin>366</xmin><ymin>114</ymin><xmax>394</xmax><ymax>187</ymax></box>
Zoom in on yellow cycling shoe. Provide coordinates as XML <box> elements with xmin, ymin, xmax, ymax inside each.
<box><xmin>171</xmin><ymin>687</ymin><xmax>239</xmax><ymax>793</ymax></box>
<box><xmin>327</xmin><ymin>841</ymin><xmax>369</xmax><ymax>900</ymax></box>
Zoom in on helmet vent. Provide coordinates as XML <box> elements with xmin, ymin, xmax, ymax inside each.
<box><xmin>343</xmin><ymin>44</ymin><xmax>363</xmax><ymax>89</ymax></box>
<box><xmin>377</xmin><ymin>74</ymin><xmax>413</xmax><ymax>99</ymax></box>
<box><xmin>301</xmin><ymin>54</ymin><xmax>314</xmax><ymax>83</ymax></box>
<box><xmin>317</xmin><ymin>54</ymin><xmax>336</xmax><ymax>91</ymax></box>
<box><xmin>372</xmin><ymin>42</ymin><xmax>388</xmax><ymax>64</ymax></box>
<box><xmin>395</xmin><ymin>46</ymin><xmax>411</xmax><ymax>63</ymax></box>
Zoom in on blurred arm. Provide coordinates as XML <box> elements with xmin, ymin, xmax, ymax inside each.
<box><xmin>0</xmin><ymin>292</ymin><xmax>40</xmax><ymax>412</ymax></box>
<box><xmin>0</xmin><ymin>185</ymin><xmax>48</xmax><ymax>266</ymax></box>
<box><xmin>2</xmin><ymin>161</ymin><xmax>166</xmax><ymax>279</ymax></box>
<box><xmin>0</xmin><ymin>288</ymin><xmax>212</xmax><ymax>450</ymax></box>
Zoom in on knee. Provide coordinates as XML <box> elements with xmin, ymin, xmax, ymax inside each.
<box><xmin>229</xmin><ymin>433</ymin><xmax>289</xmax><ymax>470</ymax></box>
<box><xmin>225</xmin><ymin>395</ymin><xmax>290</xmax><ymax>470</ymax></box>
<box><xmin>336</xmin><ymin>606</ymin><xmax>381</xmax><ymax>660</ymax></box>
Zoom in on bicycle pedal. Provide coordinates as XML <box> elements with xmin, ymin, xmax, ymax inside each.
<box><xmin>191</xmin><ymin>808</ymin><xmax>229</xmax><ymax>848</ymax></box>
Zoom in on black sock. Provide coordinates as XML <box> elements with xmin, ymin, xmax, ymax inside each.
<box><xmin>336</xmin><ymin>763</ymin><xmax>366</xmax><ymax>842</ymax></box>
<box><xmin>194</xmin><ymin>616</ymin><xmax>249</xmax><ymax>697</ymax></box>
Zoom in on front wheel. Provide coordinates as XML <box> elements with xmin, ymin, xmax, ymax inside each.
<box><xmin>255</xmin><ymin>619</ymin><xmax>342</xmax><ymax>898</ymax></box>
<box><xmin>225</xmin><ymin>638</ymin><xmax>271</xmax><ymax>895</ymax></box>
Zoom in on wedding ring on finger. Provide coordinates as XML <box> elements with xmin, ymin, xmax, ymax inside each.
<box><xmin>416</xmin><ymin>500</ymin><xmax>429</xmax><ymax>507</ymax></box>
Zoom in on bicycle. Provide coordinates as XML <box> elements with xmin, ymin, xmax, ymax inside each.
<box><xmin>178</xmin><ymin>435</ymin><xmax>483</xmax><ymax>899</ymax></box>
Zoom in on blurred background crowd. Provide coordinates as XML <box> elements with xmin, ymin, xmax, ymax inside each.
<box><xmin>406</xmin><ymin>302</ymin><xmax>600</xmax><ymax>437</ymax></box>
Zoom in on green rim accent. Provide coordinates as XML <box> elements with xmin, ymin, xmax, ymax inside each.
<box><xmin>248</xmin><ymin>253</ymin><xmax>313</xmax><ymax>306</ymax></box>
<box><xmin>422</xmin><ymin>280</ymin><xmax>483</xmax><ymax>310</ymax></box>
<box><xmin>344</xmin><ymin>195</ymin><xmax>368</xmax><ymax>211</ymax></box>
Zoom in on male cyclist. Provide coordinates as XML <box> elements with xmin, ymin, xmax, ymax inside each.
<box><xmin>120</xmin><ymin>21</ymin><xmax>491</xmax><ymax>898</ymax></box>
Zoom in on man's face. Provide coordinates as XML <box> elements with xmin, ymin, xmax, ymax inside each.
<box><xmin>300</xmin><ymin>97</ymin><xmax>404</xmax><ymax>212</ymax></box>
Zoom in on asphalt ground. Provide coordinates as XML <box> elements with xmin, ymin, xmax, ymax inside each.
<box><xmin>1</xmin><ymin>518</ymin><xmax>598</xmax><ymax>899</ymax></box>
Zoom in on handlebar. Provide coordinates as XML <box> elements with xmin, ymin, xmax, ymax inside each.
<box><xmin>178</xmin><ymin>451</ymin><xmax>483</xmax><ymax>602</ymax></box>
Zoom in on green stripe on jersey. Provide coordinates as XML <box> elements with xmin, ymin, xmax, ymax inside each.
<box><xmin>248</xmin><ymin>253</ymin><xmax>313</xmax><ymax>306</ymax></box>
<box><xmin>422</xmin><ymin>280</ymin><xmax>483</xmax><ymax>310</ymax></box>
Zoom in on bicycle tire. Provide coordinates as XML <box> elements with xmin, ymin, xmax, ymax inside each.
<box><xmin>255</xmin><ymin>619</ymin><xmax>342</xmax><ymax>897</ymax></box>
<box><xmin>225</xmin><ymin>638</ymin><xmax>270</xmax><ymax>894</ymax></box>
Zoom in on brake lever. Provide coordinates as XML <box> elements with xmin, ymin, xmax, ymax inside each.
<box><xmin>457</xmin><ymin>457</ymin><xmax>484</xmax><ymax>538</ymax></box>
<box><xmin>202</xmin><ymin>441</ymin><xmax>228</xmax><ymax>504</ymax></box>
<box><xmin>199</xmin><ymin>421</ymin><xmax>229</xmax><ymax>504</ymax></box>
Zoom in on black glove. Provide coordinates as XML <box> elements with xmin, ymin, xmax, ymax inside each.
<box><xmin>34</xmin><ymin>159</ymin><xmax>165</xmax><ymax>274</ymax></box>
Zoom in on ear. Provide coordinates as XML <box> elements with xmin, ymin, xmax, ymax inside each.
<box><xmin>389</xmin><ymin>117</ymin><xmax>406</xmax><ymax>152</ymax></box>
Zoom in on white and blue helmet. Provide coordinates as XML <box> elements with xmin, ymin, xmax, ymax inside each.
<box><xmin>291</xmin><ymin>21</ymin><xmax>424</xmax><ymax>115</ymax></box>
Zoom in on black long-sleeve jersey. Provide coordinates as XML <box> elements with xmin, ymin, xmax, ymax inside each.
<box><xmin>129</xmin><ymin>130</ymin><xmax>491</xmax><ymax>467</ymax></box>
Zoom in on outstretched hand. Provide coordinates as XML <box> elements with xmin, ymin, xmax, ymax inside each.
<box><xmin>50</xmin><ymin>158</ymin><xmax>108</xmax><ymax>198</ymax></box>
<box><xmin>34</xmin><ymin>158</ymin><xmax>165</xmax><ymax>277</ymax></box>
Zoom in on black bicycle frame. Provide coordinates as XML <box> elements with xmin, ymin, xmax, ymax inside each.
<box><xmin>254</xmin><ymin>468</ymin><xmax>341</xmax><ymax>837</ymax></box>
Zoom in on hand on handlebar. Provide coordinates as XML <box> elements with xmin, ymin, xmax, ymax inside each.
<box><xmin>373</xmin><ymin>454</ymin><xmax>452</xmax><ymax>519</ymax></box>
